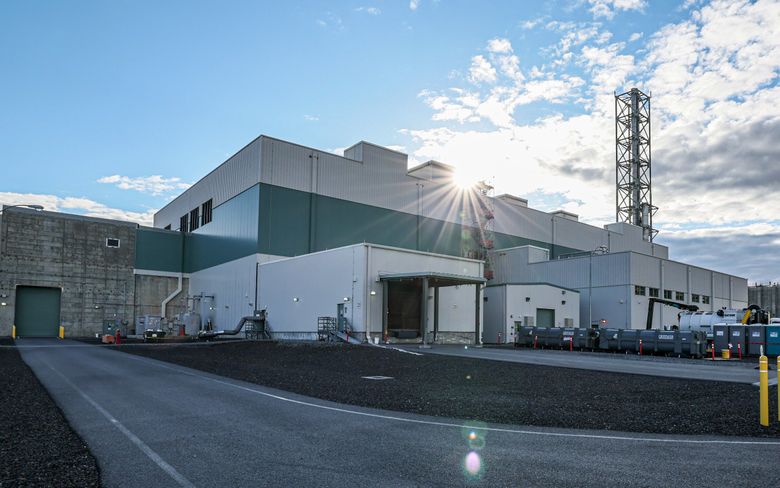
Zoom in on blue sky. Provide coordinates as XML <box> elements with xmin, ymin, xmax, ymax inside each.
<box><xmin>2</xmin><ymin>0</ymin><xmax>780</xmax><ymax>283</ymax></box>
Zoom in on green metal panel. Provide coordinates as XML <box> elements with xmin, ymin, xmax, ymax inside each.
<box><xmin>135</xmin><ymin>228</ymin><xmax>183</xmax><ymax>272</ymax></box>
<box><xmin>258</xmin><ymin>184</ymin><xmax>310</xmax><ymax>256</ymax></box>
<box><xmin>185</xmin><ymin>184</ymin><xmax>260</xmax><ymax>272</ymax></box>
<box><xmin>536</xmin><ymin>308</ymin><xmax>555</xmax><ymax>328</ymax></box>
<box><xmin>15</xmin><ymin>286</ymin><xmax>61</xmax><ymax>337</ymax></box>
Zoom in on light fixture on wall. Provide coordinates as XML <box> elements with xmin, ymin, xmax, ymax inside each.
<box><xmin>561</xmin><ymin>300</ymin><xmax>566</xmax><ymax>305</ymax></box>
<box><xmin>0</xmin><ymin>302</ymin><xmax>6</xmax><ymax>307</ymax></box>
<box><xmin>343</xmin><ymin>297</ymin><xmax>350</xmax><ymax>302</ymax></box>
<box><xmin>293</xmin><ymin>297</ymin><xmax>300</xmax><ymax>302</ymax></box>
<box><xmin>0</xmin><ymin>293</ymin><xmax>7</xmax><ymax>298</ymax></box>
<box><xmin>525</xmin><ymin>297</ymin><xmax>530</xmax><ymax>302</ymax></box>
<box><xmin>370</xmin><ymin>290</ymin><xmax>377</xmax><ymax>296</ymax></box>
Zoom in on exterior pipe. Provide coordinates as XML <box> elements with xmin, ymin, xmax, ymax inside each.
<box><xmin>161</xmin><ymin>273</ymin><xmax>183</xmax><ymax>320</ymax></box>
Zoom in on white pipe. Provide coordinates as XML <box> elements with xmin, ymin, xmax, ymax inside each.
<box><xmin>161</xmin><ymin>273</ymin><xmax>183</xmax><ymax>319</ymax></box>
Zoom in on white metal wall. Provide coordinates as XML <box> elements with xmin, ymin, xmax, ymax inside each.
<box><xmin>155</xmin><ymin>137</ymin><xmax>263</xmax><ymax>230</ymax></box>
<box><xmin>483</xmin><ymin>284</ymin><xmax>580</xmax><ymax>344</ymax></box>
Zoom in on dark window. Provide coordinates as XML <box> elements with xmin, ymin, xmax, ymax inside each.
<box><xmin>164</xmin><ymin>224</ymin><xmax>171</xmax><ymax>230</ymax></box>
<box><xmin>702</xmin><ymin>295</ymin><xmax>710</xmax><ymax>304</ymax></box>
<box><xmin>692</xmin><ymin>294</ymin><xmax>700</xmax><ymax>303</ymax></box>
<box><xmin>106</xmin><ymin>238</ymin><xmax>120</xmax><ymax>248</ymax></box>
<box><xmin>180</xmin><ymin>215</ymin><xmax>188</xmax><ymax>233</ymax></box>
<box><xmin>634</xmin><ymin>286</ymin><xmax>646</xmax><ymax>296</ymax></box>
<box><xmin>676</xmin><ymin>291</ymin><xmax>685</xmax><ymax>301</ymax></box>
<box><xmin>663</xmin><ymin>289</ymin><xmax>672</xmax><ymax>300</ymax></box>
<box><xmin>201</xmin><ymin>199</ymin><xmax>213</xmax><ymax>225</ymax></box>
<box><xmin>190</xmin><ymin>208</ymin><xmax>200</xmax><ymax>231</ymax></box>
<box><xmin>649</xmin><ymin>287</ymin><xmax>659</xmax><ymax>298</ymax></box>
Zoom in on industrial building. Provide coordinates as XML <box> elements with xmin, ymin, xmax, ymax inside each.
<box><xmin>0</xmin><ymin>90</ymin><xmax>750</xmax><ymax>341</ymax></box>
<box><xmin>749</xmin><ymin>284</ymin><xmax>780</xmax><ymax>317</ymax></box>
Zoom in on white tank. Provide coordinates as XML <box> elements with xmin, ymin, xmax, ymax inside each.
<box><xmin>679</xmin><ymin>309</ymin><xmax>743</xmax><ymax>334</ymax></box>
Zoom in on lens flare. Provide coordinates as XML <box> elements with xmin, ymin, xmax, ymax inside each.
<box><xmin>464</xmin><ymin>451</ymin><xmax>481</xmax><ymax>476</ymax></box>
<box><xmin>468</xmin><ymin>431</ymin><xmax>477</xmax><ymax>441</ymax></box>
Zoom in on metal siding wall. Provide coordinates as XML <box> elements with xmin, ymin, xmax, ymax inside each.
<box><xmin>134</xmin><ymin>227</ymin><xmax>183</xmax><ymax>272</ymax></box>
<box><xmin>689</xmin><ymin>267</ymin><xmax>710</xmax><ymax>295</ymax></box>
<box><xmin>258</xmin><ymin>245</ymin><xmax>365</xmax><ymax>336</ymax></box>
<box><xmin>630</xmin><ymin>253</ymin><xmax>661</xmax><ymax>287</ymax></box>
<box><xmin>154</xmin><ymin>138</ymin><xmax>262</xmax><ymax>229</ymax></box>
<box><xmin>185</xmin><ymin>185</ymin><xmax>260</xmax><ymax>272</ymax></box>
<box><xmin>187</xmin><ymin>254</ymin><xmax>261</xmax><ymax>331</ymax></box>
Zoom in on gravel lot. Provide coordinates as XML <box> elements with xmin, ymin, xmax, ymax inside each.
<box><xmin>121</xmin><ymin>341</ymin><xmax>780</xmax><ymax>438</ymax></box>
<box><xmin>0</xmin><ymin>338</ymin><xmax>100</xmax><ymax>487</ymax></box>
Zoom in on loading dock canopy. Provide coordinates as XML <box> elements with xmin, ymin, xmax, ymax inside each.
<box><xmin>378</xmin><ymin>271</ymin><xmax>485</xmax><ymax>287</ymax></box>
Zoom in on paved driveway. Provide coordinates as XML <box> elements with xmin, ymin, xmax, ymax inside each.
<box><xmin>17</xmin><ymin>339</ymin><xmax>780</xmax><ymax>487</ymax></box>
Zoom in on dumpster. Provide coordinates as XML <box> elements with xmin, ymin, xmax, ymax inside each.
<box><xmin>515</xmin><ymin>326</ymin><xmax>535</xmax><ymax>347</ymax></box>
<box><xmin>746</xmin><ymin>326</ymin><xmax>766</xmax><ymax>356</ymax></box>
<box><xmin>562</xmin><ymin>328</ymin><xmax>576</xmax><ymax>349</ymax></box>
<box><xmin>599</xmin><ymin>328</ymin><xmax>620</xmax><ymax>350</ymax></box>
<box><xmin>574</xmin><ymin>328</ymin><xmax>598</xmax><ymax>349</ymax></box>
<box><xmin>713</xmin><ymin>325</ymin><xmax>730</xmax><ymax>353</ymax></box>
<box><xmin>618</xmin><ymin>329</ymin><xmax>641</xmax><ymax>352</ymax></box>
<box><xmin>532</xmin><ymin>327</ymin><xmax>549</xmax><ymax>348</ymax></box>
<box><xmin>544</xmin><ymin>327</ymin><xmax>564</xmax><ymax>348</ymax></box>
<box><xmin>640</xmin><ymin>330</ymin><xmax>659</xmax><ymax>354</ymax></box>
<box><xmin>728</xmin><ymin>325</ymin><xmax>747</xmax><ymax>357</ymax></box>
<box><xmin>656</xmin><ymin>331</ymin><xmax>676</xmax><ymax>354</ymax></box>
<box><xmin>766</xmin><ymin>326</ymin><xmax>780</xmax><ymax>356</ymax></box>
<box><xmin>678</xmin><ymin>331</ymin><xmax>706</xmax><ymax>358</ymax></box>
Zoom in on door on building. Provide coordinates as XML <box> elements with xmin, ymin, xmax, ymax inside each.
<box><xmin>14</xmin><ymin>286</ymin><xmax>61</xmax><ymax>337</ymax></box>
<box><xmin>536</xmin><ymin>308</ymin><xmax>555</xmax><ymax>328</ymax></box>
<box><xmin>387</xmin><ymin>280</ymin><xmax>422</xmax><ymax>338</ymax></box>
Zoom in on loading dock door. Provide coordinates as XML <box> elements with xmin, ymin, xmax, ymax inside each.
<box><xmin>536</xmin><ymin>308</ymin><xmax>555</xmax><ymax>328</ymax></box>
<box><xmin>15</xmin><ymin>286</ymin><xmax>61</xmax><ymax>337</ymax></box>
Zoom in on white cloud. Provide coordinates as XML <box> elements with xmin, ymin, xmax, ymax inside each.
<box><xmin>403</xmin><ymin>0</ymin><xmax>780</xmax><ymax>281</ymax></box>
<box><xmin>355</xmin><ymin>6</ymin><xmax>381</xmax><ymax>15</ymax></box>
<box><xmin>487</xmin><ymin>38</ymin><xmax>513</xmax><ymax>54</ymax></box>
<box><xmin>0</xmin><ymin>192</ymin><xmax>155</xmax><ymax>226</ymax></box>
<box><xmin>97</xmin><ymin>175</ymin><xmax>191</xmax><ymax>196</ymax></box>
<box><xmin>303</xmin><ymin>114</ymin><xmax>319</xmax><ymax>121</ymax></box>
<box><xmin>468</xmin><ymin>55</ymin><xmax>498</xmax><ymax>84</ymax></box>
<box><xmin>588</xmin><ymin>0</ymin><xmax>647</xmax><ymax>19</ymax></box>
<box><xmin>409</xmin><ymin>0</ymin><xmax>420</xmax><ymax>11</ymax></box>
<box><xmin>628</xmin><ymin>32</ymin><xmax>643</xmax><ymax>42</ymax></box>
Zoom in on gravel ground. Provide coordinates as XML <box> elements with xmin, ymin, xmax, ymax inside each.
<box><xmin>0</xmin><ymin>338</ymin><xmax>100</xmax><ymax>487</ymax></box>
<box><xmin>120</xmin><ymin>341</ymin><xmax>780</xmax><ymax>438</ymax></box>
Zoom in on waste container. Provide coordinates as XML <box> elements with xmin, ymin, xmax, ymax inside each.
<box><xmin>678</xmin><ymin>331</ymin><xmax>706</xmax><ymax>358</ymax></box>
<box><xmin>618</xmin><ymin>329</ymin><xmax>641</xmax><ymax>352</ymax></box>
<box><xmin>544</xmin><ymin>327</ymin><xmax>564</xmax><ymax>348</ymax></box>
<box><xmin>728</xmin><ymin>325</ymin><xmax>747</xmax><ymax>357</ymax></box>
<box><xmin>656</xmin><ymin>331</ymin><xmax>676</xmax><ymax>354</ymax></box>
<box><xmin>766</xmin><ymin>326</ymin><xmax>780</xmax><ymax>356</ymax></box>
<box><xmin>599</xmin><ymin>328</ymin><xmax>620</xmax><ymax>350</ymax></box>
<box><xmin>574</xmin><ymin>328</ymin><xmax>597</xmax><ymax>349</ymax></box>
<box><xmin>562</xmin><ymin>328</ymin><xmax>576</xmax><ymax>349</ymax></box>
<box><xmin>515</xmin><ymin>326</ymin><xmax>535</xmax><ymax>347</ymax></box>
<box><xmin>532</xmin><ymin>327</ymin><xmax>548</xmax><ymax>348</ymax></box>
<box><xmin>713</xmin><ymin>325</ymin><xmax>730</xmax><ymax>353</ymax></box>
<box><xmin>640</xmin><ymin>330</ymin><xmax>659</xmax><ymax>354</ymax></box>
<box><xmin>746</xmin><ymin>326</ymin><xmax>766</xmax><ymax>356</ymax></box>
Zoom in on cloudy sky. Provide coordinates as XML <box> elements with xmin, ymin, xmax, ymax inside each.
<box><xmin>2</xmin><ymin>0</ymin><xmax>779</xmax><ymax>283</ymax></box>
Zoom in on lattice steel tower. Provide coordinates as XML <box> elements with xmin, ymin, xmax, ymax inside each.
<box><xmin>615</xmin><ymin>87</ymin><xmax>657</xmax><ymax>241</ymax></box>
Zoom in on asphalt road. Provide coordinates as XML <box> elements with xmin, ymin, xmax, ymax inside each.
<box><xmin>400</xmin><ymin>345</ymin><xmax>774</xmax><ymax>384</ymax></box>
<box><xmin>17</xmin><ymin>339</ymin><xmax>780</xmax><ymax>487</ymax></box>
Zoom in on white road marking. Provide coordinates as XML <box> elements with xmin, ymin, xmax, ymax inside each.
<box><xmin>122</xmin><ymin>352</ymin><xmax>780</xmax><ymax>447</ymax></box>
<box><xmin>40</xmin><ymin>359</ymin><xmax>197</xmax><ymax>488</ymax></box>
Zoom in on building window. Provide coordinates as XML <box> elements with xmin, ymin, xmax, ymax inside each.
<box><xmin>692</xmin><ymin>294</ymin><xmax>700</xmax><ymax>303</ymax></box>
<box><xmin>676</xmin><ymin>291</ymin><xmax>685</xmax><ymax>301</ymax></box>
<box><xmin>634</xmin><ymin>286</ymin><xmax>646</xmax><ymax>296</ymax></box>
<box><xmin>190</xmin><ymin>208</ymin><xmax>200</xmax><ymax>231</ymax></box>
<box><xmin>201</xmin><ymin>199</ymin><xmax>213</xmax><ymax>225</ymax></box>
<box><xmin>164</xmin><ymin>224</ymin><xmax>171</xmax><ymax>230</ymax></box>
<box><xmin>702</xmin><ymin>295</ymin><xmax>710</xmax><ymax>304</ymax></box>
<box><xmin>663</xmin><ymin>289</ymin><xmax>672</xmax><ymax>300</ymax></box>
<box><xmin>180</xmin><ymin>215</ymin><xmax>188</xmax><ymax>233</ymax></box>
<box><xmin>106</xmin><ymin>238</ymin><xmax>120</xmax><ymax>248</ymax></box>
<box><xmin>649</xmin><ymin>287</ymin><xmax>659</xmax><ymax>298</ymax></box>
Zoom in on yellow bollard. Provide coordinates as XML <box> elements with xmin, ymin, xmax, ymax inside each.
<box><xmin>58</xmin><ymin>325</ymin><xmax>64</xmax><ymax>339</ymax></box>
<box><xmin>759</xmin><ymin>355</ymin><xmax>768</xmax><ymax>427</ymax></box>
<box><xmin>12</xmin><ymin>324</ymin><xmax>16</xmax><ymax>339</ymax></box>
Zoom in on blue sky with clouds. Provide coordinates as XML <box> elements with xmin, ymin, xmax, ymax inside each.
<box><xmin>2</xmin><ymin>0</ymin><xmax>779</xmax><ymax>283</ymax></box>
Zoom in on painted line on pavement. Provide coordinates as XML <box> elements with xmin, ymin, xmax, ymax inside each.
<box><xmin>122</xmin><ymin>352</ymin><xmax>780</xmax><ymax>447</ymax></box>
<box><xmin>40</xmin><ymin>359</ymin><xmax>197</xmax><ymax>488</ymax></box>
